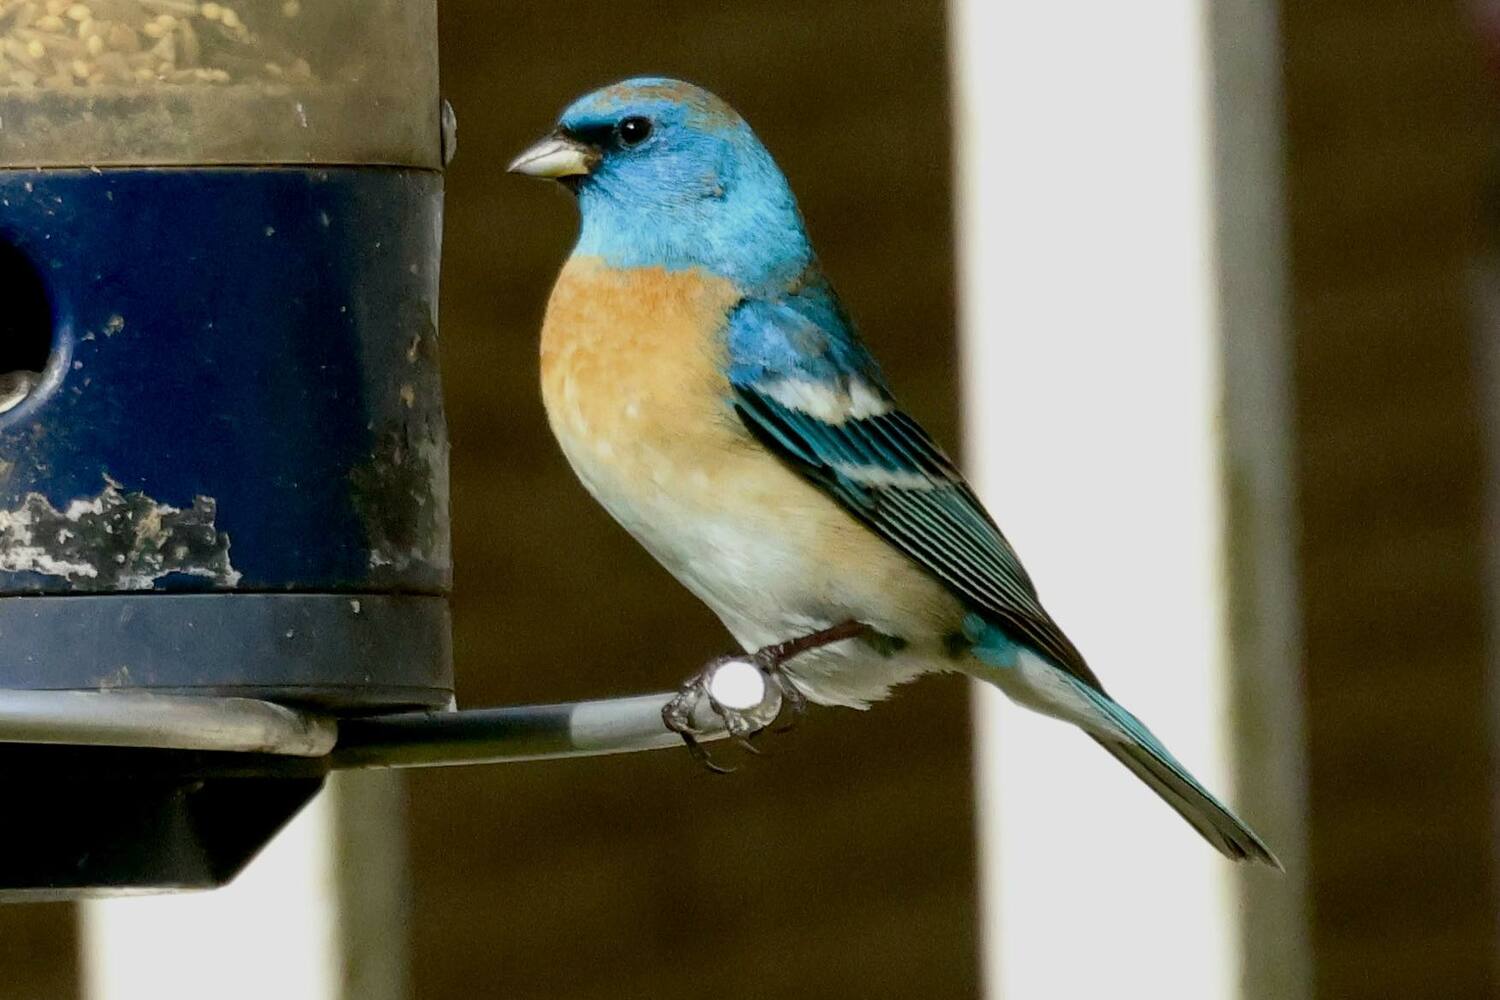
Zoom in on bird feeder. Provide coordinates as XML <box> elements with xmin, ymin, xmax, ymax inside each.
<box><xmin>0</xmin><ymin>0</ymin><xmax>772</xmax><ymax>899</ymax></box>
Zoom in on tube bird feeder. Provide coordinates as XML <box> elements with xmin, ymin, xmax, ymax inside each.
<box><xmin>0</xmin><ymin>0</ymin><xmax>771</xmax><ymax>898</ymax></box>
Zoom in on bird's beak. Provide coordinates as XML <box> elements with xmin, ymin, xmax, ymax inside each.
<box><xmin>507</xmin><ymin>131</ymin><xmax>599</xmax><ymax>179</ymax></box>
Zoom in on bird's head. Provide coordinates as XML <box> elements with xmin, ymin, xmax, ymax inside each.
<box><xmin>509</xmin><ymin>78</ymin><xmax>812</xmax><ymax>290</ymax></box>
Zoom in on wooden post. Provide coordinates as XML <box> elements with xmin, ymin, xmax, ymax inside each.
<box><xmin>1208</xmin><ymin>0</ymin><xmax>1313</xmax><ymax>995</ymax></box>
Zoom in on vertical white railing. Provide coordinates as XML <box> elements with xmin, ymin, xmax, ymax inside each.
<box><xmin>83</xmin><ymin>792</ymin><xmax>343</xmax><ymax>1000</ymax></box>
<box><xmin>82</xmin><ymin>773</ymin><xmax>407</xmax><ymax>1000</ymax></box>
<box><xmin>951</xmin><ymin>2</ymin><xmax>1301</xmax><ymax>997</ymax></box>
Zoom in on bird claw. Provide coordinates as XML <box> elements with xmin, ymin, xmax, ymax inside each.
<box><xmin>661</xmin><ymin>654</ymin><xmax>776</xmax><ymax>774</ymax></box>
<box><xmin>661</xmin><ymin>671</ymin><xmax>738</xmax><ymax>773</ymax></box>
<box><xmin>683</xmin><ymin>731</ymin><xmax>735</xmax><ymax>774</ymax></box>
<box><xmin>662</xmin><ymin>621</ymin><xmax>872</xmax><ymax>773</ymax></box>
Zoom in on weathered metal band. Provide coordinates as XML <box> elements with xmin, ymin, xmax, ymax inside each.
<box><xmin>0</xmin><ymin>593</ymin><xmax>452</xmax><ymax>711</ymax></box>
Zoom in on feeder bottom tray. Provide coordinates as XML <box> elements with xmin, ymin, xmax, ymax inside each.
<box><xmin>0</xmin><ymin>654</ymin><xmax>781</xmax><ymax>898</ymax></box>
<box><xmin>0</xmin><ymin>744</ymin><xmax>327</xmax><ymax>898</ymax></box>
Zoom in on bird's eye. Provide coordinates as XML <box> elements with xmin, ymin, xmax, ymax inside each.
<box><xmin>616</xmin><ymin>116</ymin><xmax>653</xmax><ymax>148</ymax></box>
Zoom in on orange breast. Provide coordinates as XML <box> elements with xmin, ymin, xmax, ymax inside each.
<box><xmin>539</xmin><ymin>256</ymin><xmax>749</xmax><ymax>474</ymax></box>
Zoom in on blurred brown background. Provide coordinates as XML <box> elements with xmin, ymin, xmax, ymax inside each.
<box><xmin>1284</xmin><ymin>1</ymin><xmax>1498</xmax><ymax>996</ymax></box>
<box><xmin>9</xmin><ymin>1</ymin><xmax>1500</xmax><ymax>998</ymax></box>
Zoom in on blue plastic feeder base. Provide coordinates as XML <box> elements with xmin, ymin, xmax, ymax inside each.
<box><xmin>0</xmin><ymin>166</ymin><xmax>453</xmax><ymax>711</ymax></box>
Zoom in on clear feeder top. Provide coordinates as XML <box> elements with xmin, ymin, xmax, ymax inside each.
<box><xmin>0</xmin><ymin>0</ymin><xmax>439</xmax><ymax>167</ymax></box>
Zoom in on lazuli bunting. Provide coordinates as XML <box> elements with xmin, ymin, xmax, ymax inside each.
<box><xmin>510</xmin><ymin>78</ymin><xmax>1277</xmax><ymax>866</ymax></box>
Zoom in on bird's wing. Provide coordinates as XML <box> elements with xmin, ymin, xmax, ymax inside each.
<box><xmin>726</xmin><ymin>294</ymin><xmax>1101</xmax><ymax>691</ymax></box>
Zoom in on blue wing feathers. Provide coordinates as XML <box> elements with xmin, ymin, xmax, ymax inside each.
<box><xmin>725</xmin><ymin>265</ymin><xmax>1099</xmax><ymax>689</ymax></box>
<box><xmin>730</xmin><ymin>365</ymin><xmax>1097</xmax><ymax>688</ymax></box>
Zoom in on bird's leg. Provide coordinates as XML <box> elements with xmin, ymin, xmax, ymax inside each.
<box><xmin>662</xmin><ymin>621</ymin><xmax>873</xmax><ymax>771</ymax></box>
<box><xmin>750</xmin><ymin>620</ymin><xmax>871</xmax><ymax>731</ymax></box>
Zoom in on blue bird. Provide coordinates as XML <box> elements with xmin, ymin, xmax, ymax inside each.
<box><xmin>510</xmin><ymin>78</ymin><xmax>1278</xmax><ymax>866</ymax></box>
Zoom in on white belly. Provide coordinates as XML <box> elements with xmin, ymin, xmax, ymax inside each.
<box><xmin>552</xmin><ymin>428</ymin><xmax>958</xmax><ymax>708</ymax></box>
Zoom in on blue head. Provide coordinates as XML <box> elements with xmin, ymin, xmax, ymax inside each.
<box><xmin>509</xmin><ymin>78</ymin><xmax>812</xmax><ymax>291</ymax></box>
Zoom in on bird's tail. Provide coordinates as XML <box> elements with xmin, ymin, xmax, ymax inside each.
<box><xmin>971</xmin><ymin>629</ymin><xmax>1280</xmax><ymax>867</ymax></box>
<box><xmin>1077</xmin><ymin>684</ymin><xmax>1281</xmax><ymax>868</ymax></box>
<box><xmin>968</xmin><ymin>619</ymin><xmax>1279</xmax><ymax>866</ymax></box>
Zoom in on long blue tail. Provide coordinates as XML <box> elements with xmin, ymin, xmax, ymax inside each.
<box><xmin>1072</xmin><ymin>677</ymin><xmax>1281</xmax><ymax>868</ymax></box>
<box><xmin>967</xmin><ymin>616</ymin><xmax>1279</xmax><ymax>866</ymax></box>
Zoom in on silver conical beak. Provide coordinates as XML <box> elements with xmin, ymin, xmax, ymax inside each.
<box><xmin>507</xmin><ymin>132</ymin><xmax>599</xmax><ymax>179</ymax></box>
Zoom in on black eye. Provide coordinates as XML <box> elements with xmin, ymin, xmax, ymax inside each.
<box><xmin>616</xmin><ymin>116</ymin><xmax>653</xmax><ymax>148</ymax></box>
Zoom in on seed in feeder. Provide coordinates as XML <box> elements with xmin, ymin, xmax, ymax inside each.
<box><xmin>84</xmin><ymin>32</ymin><xmax>101</xmax><ymax>54</ymax></box>
<box><xmin>176</xmin><ymin>16</ymin><xmax>197</xmax><ymax>62</ymax></box>
<box><xmin>93</xmin><ymin>49</ymin><xmax>126</xmax><ymax>79</ymax></box>
<box><xmin>141</xmin><ymin>19</ymin><xmax>163</xmax><ymax>37</ymax></box>
<box><xmin>65</xmin><ymin>4</ymin><xmax>88</xmax><ymax>21</ymax></box>
<box><xmin>44</xmin><ymin>0</ymin><xmax>66</xmax><ymax>14</ymax></box>
<box><xmin>199</xmin><ymin>2</ymin><xmax>220</xmax><ymax>21</ymax></box>
<box><xmin>106</xmin><ymin>23</ymin><xmax>137</xmax><ymax>51</ymax></box>
<box><xmin>24</xmin><ymin>38</ymin><xmax>44</xmax><ymax>57</ymax></box>
<box><xmin>219</xmin><ymin>7</ymin><xmax>238</xmax><ymax>29</ymax></box>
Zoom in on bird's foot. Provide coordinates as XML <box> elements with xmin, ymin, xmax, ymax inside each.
<box><xmin>661</xmin><ymin>654</ymin><xmax>778</xmax><ymax>773</ymax></box>
<box><xmin>662</xmin><ymin>621</ymin><xmax>872</xmax><ymax>773</ymax></box>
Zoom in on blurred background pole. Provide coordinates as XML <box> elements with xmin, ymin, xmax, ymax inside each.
<box><xmin>951</xmin><ymin>2</ymin><xmax>1308</xmax><ymax>999</ymax></box>
<box><xmin>1208</xmin><ymin>0</ymin><xmax>1313</xmax><ymax>994</ymax></box>
<box><xmin>81</xmin><ymin>774</ymin><xmax>409</xmax><ymax>1000</ymax></box>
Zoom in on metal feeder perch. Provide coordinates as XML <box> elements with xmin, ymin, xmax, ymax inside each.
<box><xmin>0</xmin><ymin>0</ymin><xmax>767</xmax><ymax>899</ymax></box>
